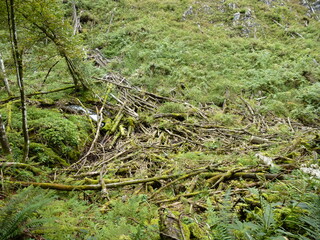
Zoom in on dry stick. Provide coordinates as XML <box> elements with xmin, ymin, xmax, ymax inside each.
<box><xmin>110</xmin><ymin>93</ymin><xmax>139</xmax><ymax>118</ymax></box>
<box><xmin>207</xmin><ymin>172</ymin><xmax>285</xmax><ymax>186</ymax></box>
<box><xmin>100</xmin><ymin>74</ymin><xmax>208</xmax><ymax>119</ymax></box>
<box><xmin>100</xmin><ymin>169</ymin><xmax>110</xmax><ymax>200</ymax></box>
<box><xmin>106</xmin><ymin>9</ymin><xmax>115</xmax><ymax>35</ymax></box>
<box><xmin>155</xmin><ymin>188</ymin><xmax>254</xmax><ymax>205</ymax></box>
<box><xmin>96</xmin><ymin>76</ymin><xmax>172</xmax><ymax>101</ymax></box>
<box><xmin>0</xmin><ymin>85</ymin><xmax>76</xmax><ymax>105</ymax></box>
<box><xmin>150</xmin><ymin>169</ymin><xmax>208</xmax><ymax>199</ymax></box>
<box><xmin>164</xmin><ymin>129</ymin><xmax>205</xmax><ymax>147</ymax></box>
<box><xmin>273</xmin><ymin>20</ymin><xmax>305</xmax><ymax>38</ymax></box>
<box><xmin>155</xmin><ymin>191</ymin><xmax>209</xmax><ymax>204</ymax></box>
<box><xmin>94</xmin><ymin>149</ymin><xmax>134</xmax><ymax>168</ymax></box>
<box><xmin>42</xmin><ymin>60</ymin><xmax>60</xmax><ymax>84</ymax></box>
<box><xmin>71</xmin><ymin>89</ymin><xmax>111</xmax><ymax>170</ymax></box>
<box><xmin>287</xmin><ymin>117</ymin><xmax>295</xmax><ymax>133</ymax></box>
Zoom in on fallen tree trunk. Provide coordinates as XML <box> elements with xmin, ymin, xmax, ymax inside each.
<box><xmin>7</xmin><ymin>181</ymin><xmax>101</xmax><ymax>191</ymax></box>
<box><xmin>207</xmin><ymin>171</ymin><xmax>285</xmax><ymax>187</ymax></box>
<box><xmin>6</xmin><ymin>168</ymin><xmax>209</xmax><ymax>191</ymax></box>
<box><xmin>0</xmin><ymin>162</ymin><xmax>42</xmax><ymax>175</ymax></box>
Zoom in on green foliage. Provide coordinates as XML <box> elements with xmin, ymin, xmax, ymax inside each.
<box><xmin>95</xmin><ymin>195</ymin><xmax>158</xmax><ymax>240</ymax></box>
<box><xmin>0</xmin><ymin>106</ymin><xmax>91</xmax><ymax>162</ymax></box>
<box><xmin>28</xmin><ymin>107</ymin><xmax>90</xmax><ymax>161</ymax></box>
<box><xmin>29</xmin><ymin>142</ymin><xmax>69</xmax><ymax>166</ymax></box>
<box><xmin>206</xmin><ymin>194</ymin><xmax>235</xmax><ymax>240</ymax></box>
<box><xmin>78</xmin><ymin>0</ymin><xmax>320</xmax><ymax>122</ymax></box>
<box><xmin>38</xmin><ymin>194</ymin><xmax>158</xmax><ymax>240</ymax></box>
<box><xmin>0</xmin><ymin>186</ymin><xmax>54</xmax><ymax>240</ymax></box>
<box><xmin>159</xmin><ymin>102</ymin><xmax>186</xmax><ymax>113</ymax></box>
<box><xmin>203</xmin><ymin>188</ymin><xmax>320</xmax><ymax>240</ymax></box>
<box><xmin>298</xmin><ymin>196</ymin><xmax>320</xmax><ymax>240</ymax></box>
<box><xmin>297</xmin><ymin>83</ymin><xmax>320</xmax><ymax>114</ymax></box>
<box><xmin>211</xmin><ymin>112</ymin><xmax>241</xmax><ymax>126</ymax></box>
<box><xmin>240</xmin><ymin>199</ymin><xmax>292</xmax><ymax>239</ymax></box>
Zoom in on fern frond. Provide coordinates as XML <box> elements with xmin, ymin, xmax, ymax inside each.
<box><xmin>0</xmin><ymin>186</ymin><xmax>54</xmax><ymax>240</ymax></box>
<box><xmin>299</xmin><ymin>196</ymin><xmax>320</xmax><ymax>240</ymax></box>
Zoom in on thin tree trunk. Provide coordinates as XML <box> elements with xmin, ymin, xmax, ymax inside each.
<box><xmin>0</xmin><ymin>53</ymin><xmax>12</xmax><ymax>96</ymax></box>
<box><xmin>19</xmin><ymin>13</ymin><xmax>89</xmax><ymax>91</ymax></box>
<box><xmin>7</xmin><ymin>0</ymin><xmax>29</xmax><ymax>162</ymax></box>
<box><xmin>72</xmin><ymin>1</ymin><xmax>81</xmax><ymax>35</ymax></box>
<box><xmin>0</xmin><ymin>114</ymin><xmax>11</xmax><ymax>156</ymax></box>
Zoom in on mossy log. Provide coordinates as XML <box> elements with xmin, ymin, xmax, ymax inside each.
<box><xmin>207</xmin><ymin>172</ymin><xmax>285</xmax><ymax>186</ymax></box>
<box><xmin>7</xmin><ymin>169</ymin><xmax>208</xmax><ymax>191</ymax></box>
<box><xmin>85</xmin><ymin>168</ymin><xmax>208</xmax><ymax>185</ymax></box>
<box><xmin>0</xmin><ymin>162</ymin><xmax>42</xmax><ymax>175</ymax></box>
<box><xmin>7</xmin><ymin>181</ymin><xmax>101</xmax><ymax>191</ymax></box>
<box><xmin>150</xmin><ymin>168</ymin><xmax>208</xmax><ymax>198</ymax></box>
<box><xmin>159</xmin><ymin>208</ymin><xmax>185</xmax><ymax>240</ymax></box>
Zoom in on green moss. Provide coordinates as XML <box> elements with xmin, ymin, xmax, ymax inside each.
<box><xmin>188</xmin><ymin>222</ymin><xmax>209</xmax><ymax>240</ymax></box>
<box><xmin>29</xmin><ymin>142</ymin><xmax>69</xmax><ymax>167</ymax></box>
<box><xmin>27</xmin><ymin>107</ymin><xmax>91</xmax><ymax>161</ymax></box>
<box><xmin>159</xmin><ymin>102</ymin><xmax>186</xmax><ymax>114</ymax></box>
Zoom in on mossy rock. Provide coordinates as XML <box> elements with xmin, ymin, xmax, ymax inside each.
<box><xmin>27</xmin><ymin>107</ymin><xmax>91</xmax><ymax>162</ymax></box>
<box><xmin>29</xmin><ymin>142</ymin><xmax>69</xmax><ymax>167</ymax></box>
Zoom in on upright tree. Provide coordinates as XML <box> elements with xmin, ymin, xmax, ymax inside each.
<box><xmin>6</xmin><ymin>0</ymin><xmax>29</xmax><ymax>162</ymax></box>
<box><xmin>0</xmin><ymin>52</ymin><xmax>12</xmax><ymax>96</ymax></box>
<box><xmin>0</xmin><ymin>114</ymin><xmax>11</xmax><ymax>156</ymax></box>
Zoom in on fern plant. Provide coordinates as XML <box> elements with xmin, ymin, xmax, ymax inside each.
<box><xmin>206</xmin><ymin>192</ymin><xmax>235</xmax><ymax>240</ymax></box>
<box><xmin>0</xmin><ymin>186</ymin><xmax>54</xmax><ymax>240</ymax></box>
<box><xmin>298</xmin><ymin>196</ymin><xmax>320</xmax><ymax>240</ymax></box>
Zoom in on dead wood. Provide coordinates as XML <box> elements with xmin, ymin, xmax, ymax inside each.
<box><xmin>7</xmin><ymin>181</ymin><xmax>101</xmax><ymax>191</ymax></box>
<box><xmin>150</xmin><ymin>168</ymin><xmax>209</xmax><ymax>199</ymax></box>
<box><xmin>206</xmin><ymin>171</ymin><xmax>285</xmax><ymax>186</ymax></box>
<box><xmin>0</xmin><ymin>86</ymin><xmax>75</xmax><ymax>105</ymax></box>
<box><xmin>0</xmin><ymin>162</ymin><xmax>42</xmax><ymax>175</ymax></box>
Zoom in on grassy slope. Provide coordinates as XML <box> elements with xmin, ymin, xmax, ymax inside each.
<box><xmin>83</xmin><ymin>0</ymin><xmax>320</xmax><ymax>123</ymax></box>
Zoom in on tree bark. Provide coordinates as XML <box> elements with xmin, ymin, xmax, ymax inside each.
<box><xmin>72</xmin><ymin>1</ymin><xmax>81</xmax><ymax>35</ymax></box>
<box><xmin>0</xmin><ymin>52</ymin><xmax>12</xmax><ymax>96</ymax></box>
<box><xmin>0</xmin><ymin>162</ymin><xmax>42</xmax><ymax>175</ymax></box>
<box><xmin>0</xmin><ymin>114</ymin><xmax>11</xmax><ymax>155</ymax></box>
<box><xmin>7</xmin><ymin>0</ymin><xmax>29</xmax><ymax>162</ymax></box>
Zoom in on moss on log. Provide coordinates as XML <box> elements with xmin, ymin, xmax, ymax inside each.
<box><xmin>7</xmin><ymin>181</ymin><xmax>101</xmax><ymax>191</ymax></box>
<box><xmin>0</xmin><ymin>162</ymin><xmax>43</xmax><ymax>175</ymax></box>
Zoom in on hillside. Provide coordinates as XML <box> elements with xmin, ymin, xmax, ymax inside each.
<box><xmin>0</xmin><ymin>0</ymin><xmax>319</xmax><ymax>239</ymax></box>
